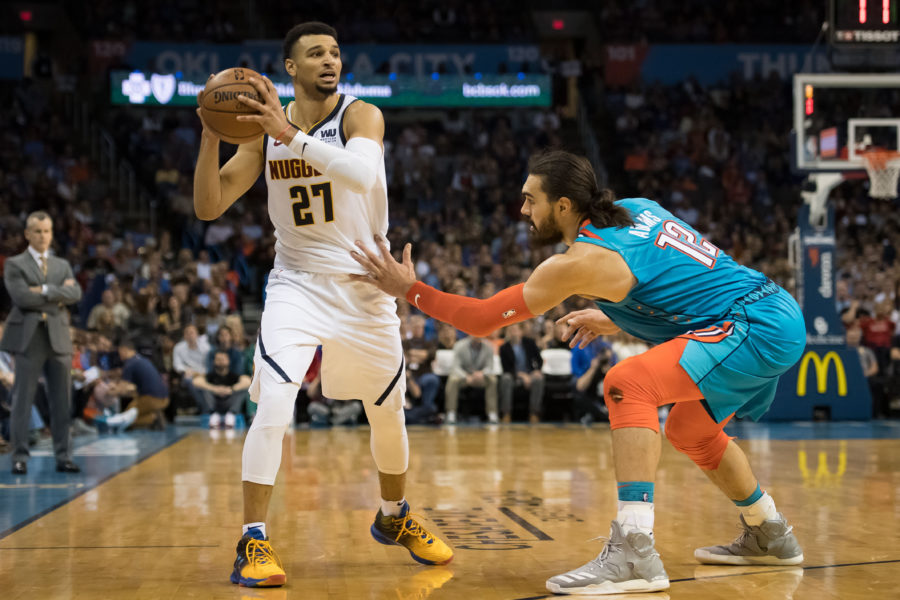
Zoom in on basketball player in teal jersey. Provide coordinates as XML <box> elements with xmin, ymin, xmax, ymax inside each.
<box><xmin>351</xmin><ymin>150</ymin><xmax>806</xmax><ymax>595</ymax></box>
<box><xmin>194</xmin><ymin>22</ymin><xmax>452</xmax><ymax>588</ymax></box>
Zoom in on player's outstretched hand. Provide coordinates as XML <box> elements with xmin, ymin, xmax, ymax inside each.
<box><xmin>235</xmin><ymin>75</ymin><xmax>290</xmax><ymax>139</ymax></box>
<box><xmin>556</xmin><ymin>308</ymin><xmax>619</xmax><ymax>349</ymax></box>
<box><xmin>350</xmin><ymin>236</ymin><xmax>417</xmax><ymax>298</ymax></box>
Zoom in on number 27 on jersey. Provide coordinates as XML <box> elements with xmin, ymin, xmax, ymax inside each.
<box><xmin>290</xmin><ymin>182</ymin><xmax>334</xmax><ymax>227</ymax></box>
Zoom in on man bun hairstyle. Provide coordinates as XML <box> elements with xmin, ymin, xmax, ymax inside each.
<box><xmin>283</xmin><ymin>22</ymin><xmax>339</xmax><ymax>61</ymax></box>
<box><xmin>527</xmin><ymin>150</ymin><xmax>633</xmax><ymax>229</ymax></box>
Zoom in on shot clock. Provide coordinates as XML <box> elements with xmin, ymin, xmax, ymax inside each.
<box><xmin>831</xmin><ymin>0</ymin><xmax>900</xmax><ymax>44</ymax></box>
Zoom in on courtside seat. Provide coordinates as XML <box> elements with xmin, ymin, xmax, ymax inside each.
<box><xmin>431</xmin><ymin>349</ymin><xmax>455</xmax><ymax>415</ymax></box>
<box><xmin>541</xmin><ymin>348</ymin><xmax>574</xmax><ymax>421</ymax></box>
<box><xmin>541</xmin><ymin>349</ymin><xmax>573</xmax><ymax>376</ymax></box>
<box><xmin>432</xmin><ymin>349</ymin><xmax>455</xmax><ymax>377</ymax></box>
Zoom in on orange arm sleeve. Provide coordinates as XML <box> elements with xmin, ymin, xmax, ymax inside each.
<box><xmin>405</xmin><ymin>281</ymin><xmax>535</xmax><ymax>337</ymax></box>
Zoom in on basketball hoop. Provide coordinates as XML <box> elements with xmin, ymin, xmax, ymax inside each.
<box><xmin>860</xmin><ymin>148</ymin><xmax>900</xmax><ymax>199</ymax></box>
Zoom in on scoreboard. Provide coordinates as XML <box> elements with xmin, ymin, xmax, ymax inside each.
<box><xmin>831</xmin><ymin>0</ymin><xmax>900</xmax><ymax>44</ymax></box>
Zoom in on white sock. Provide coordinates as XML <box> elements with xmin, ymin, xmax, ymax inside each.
<box><xmin>740</xmin><ymin>492</ymin><xmax>777</xmax><ymax>526</ymax></box>
<box><xmin>382</xmin><ymin>498</ymin><xmax>406</xmax><ymax>517</ymax></box>
<box><xmin>617</xmin><ymin>501</ymin><xmax>654</xmax><ymax>535</ymax></box>
<box><xmin>242</xmin><ymin>522</ymin><xmax>266</xmax><ymax>538</ymax></box>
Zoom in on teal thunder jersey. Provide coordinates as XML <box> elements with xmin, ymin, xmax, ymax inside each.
<box><xmin>577</xmin><ymin>198</ymin><xmax>768</xmax><ymax>345</ymax></box>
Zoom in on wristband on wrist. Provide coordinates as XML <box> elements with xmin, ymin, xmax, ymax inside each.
<box><xmin>275</xmin><ymin>125</ymin><xmax>293</xmax><ymax>145</ymax></box>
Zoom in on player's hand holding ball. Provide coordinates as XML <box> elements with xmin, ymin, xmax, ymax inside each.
<box><xmin>197</xmin><ymin>68</ymin><xmax>273</xmax><ymax>145</ymax></box>
<box><xmin>234</xmin><ymin>74</ymin><xmax>295</xmax><ymax>144</ymax></box>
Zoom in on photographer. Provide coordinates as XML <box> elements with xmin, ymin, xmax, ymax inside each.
<box><xmin>571</xmin><ymin>338</ymin><xmax>616</xmax><ymax>425</ymax></box>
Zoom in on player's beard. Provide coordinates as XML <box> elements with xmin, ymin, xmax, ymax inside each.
<box><xmin>314</xmin><ymin>81</ymin><xmax>338</xmax><ymax>96</ymax></box>
<box><xmin>529</xmin><ymin>211</ymin><xmax>564</xmax><ymax>247</ymax></box>
<box><xmin>293</xmin><ymin>74</ymin><xmax>337</xmax><ymax>99</ymax></box>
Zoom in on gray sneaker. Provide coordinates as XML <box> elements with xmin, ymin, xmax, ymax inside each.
<box><xmin>694</xmin><ymin>513</ymin><xmax>803</xmax><ymax>566</ymax></box>
<box><xmin>546</xmin><ymin>520</ymin><xmax>670</xmax><ymax>595</ymax></box>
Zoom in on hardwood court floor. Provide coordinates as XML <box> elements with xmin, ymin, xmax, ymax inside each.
<box><xmin>1</xmin><ymin>424</ymin><xmax>899</xmax><ymax>599</ymax></box>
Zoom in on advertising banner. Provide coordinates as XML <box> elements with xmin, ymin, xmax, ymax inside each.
<box><xmin>764</xmin><ymin>203</ymin><xmax>871</xmax><ymax>420</ymax></box>
<box><xmin>795</xmin><ymin>205</ymin><xmax>846</xmax><ymax>347</ymax></box>
<box><xmin>110</xmin><ymin>70</ymin><xmax>551</xmax><ymax>108</ymax></box>
<box><xmin>116</xmin><ymin>42</ymin><xmax>543</xmax><ymax>79</ymax></box>
<box><xmin>767</xmin><ymin>346</ymin><xmax>870</xmax><ymax>420</ymax></box>
<box><xmin>604</xmin><ymin>44</ymin><xmax>834</xmax><ymax>86</ymax></box>
<box><xmin>108</xmin><ymin>41</ymin><xmax>836</xmax><ymax>87</ymax></box>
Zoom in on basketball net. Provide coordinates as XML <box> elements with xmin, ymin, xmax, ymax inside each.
<box><xmin>860</xmin><ymin>148</ymin><xmax>900</xmax><ymax>199</ymax></box>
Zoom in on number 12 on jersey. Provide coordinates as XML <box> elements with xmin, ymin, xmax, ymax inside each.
<box><xmin>654</xmin><ymin>220</ymin><xmax>719</xmax><ymax>268</ymax></box>
<box><xmin>290</xmin><ymin>182</ymin><xmax>334</xmax><ymax>226</ymax></box>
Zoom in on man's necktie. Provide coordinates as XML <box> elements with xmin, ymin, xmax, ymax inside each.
<box><xmin>40</xmin><ymin>255</ymin><xmax>47</xmax><ymax>278</ymax></box>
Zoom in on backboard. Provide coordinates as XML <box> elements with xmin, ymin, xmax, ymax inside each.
<box><xmin>793</xmin><ymin>73</ymin><xmax>900</xmax><ymax>172</ymax></box>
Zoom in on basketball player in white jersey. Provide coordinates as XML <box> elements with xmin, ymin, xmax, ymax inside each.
<box><xmin>194</xmin><ymin>22</ymin><xmax>453</xmax><ymax>588</ymax></box>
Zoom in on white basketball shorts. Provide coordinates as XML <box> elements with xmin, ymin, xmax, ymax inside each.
<box><xmin>250</xmin><ymin>268</ymin><xmax>405</xmax><ymax>403</ymax></box>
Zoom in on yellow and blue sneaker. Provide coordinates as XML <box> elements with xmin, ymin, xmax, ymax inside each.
<box><xmin>230</xmin><ymin>528</ymin><xmax>286</xmax><ymax>587</ymax></box>
<box><xmin>370</xmin><ymin>501</ymin><xmax>454</xmax><ymax>565</ymax></box>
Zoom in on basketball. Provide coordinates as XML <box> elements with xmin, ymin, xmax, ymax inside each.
<box><xmin>199</xmin><ymin>67</ymin><xmax>266</xmax><ymax>144</ymax></box>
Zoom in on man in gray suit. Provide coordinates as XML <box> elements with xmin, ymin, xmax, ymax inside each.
<box><xmin>2</xmin><ymin>211</ymin><xmax>82</xmax><ymax>475</ymax></box>
<box><xmin>444</xmin><ymin>335</ymin><xmax>499</xmax><ymax>425</ymax></box>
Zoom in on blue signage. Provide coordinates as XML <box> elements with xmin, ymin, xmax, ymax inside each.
<box><xmin>605</xmin><ymin>44</ymin><xmax>834</xmax><ymax>86</ymax></box>
<box><xmin>764</xmin><ymin>203</ymin><xmax>871</xmax><ymax>421</ymax></box>
<box><xmin>767</xmin><ymin>346</ymin><xmax>870</xmax><ymax>420</ymax></box>
<box><xmin>0</xmin><ymin>36</ymin><xmax>24</xmax><ymax>80</ymax></box>
<box><xmin>122</xmin><ymin>42</ymin><xmax>542</xmax><ymax>79</ymax></box>
<box><xmin>644</xmin><ymin>45</ymin><xmax>832</xmax><ymax>84</ymax></box>
<box><xmin>795</xmin><ymin>204</ymin><xmax>846</xmax><ymax>347</ymax></box>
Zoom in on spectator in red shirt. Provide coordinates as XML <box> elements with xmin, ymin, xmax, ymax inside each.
<box><xmin>858</xmin><ymin>301</ymin><xmax>896</xmax><ymax>373</ymax></box>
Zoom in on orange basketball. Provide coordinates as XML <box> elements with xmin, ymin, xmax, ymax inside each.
<box><xmin>199</xmin><ymin>67</ymin><xmax>266</xmax><ymax>145</ymax></box>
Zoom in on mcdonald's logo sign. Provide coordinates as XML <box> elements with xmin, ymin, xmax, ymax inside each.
<box><xmin>796</xmin><ymin>351</ymin><xmax>847</xmax><ymax>397</ymax></box>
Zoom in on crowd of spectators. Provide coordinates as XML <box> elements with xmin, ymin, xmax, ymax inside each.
<box><xmin>69</xmin><ymin>0</ymin><xmax>244</xmax><ymax>42</ymax></box>
<box><xmin>66</xmin><ymin>1</ymin><xmax>825</xmax><ymax>44</ymax></box>
<box><xmin>69</xmin><ymin>0</ymin><xmax>538</xmax><ymax>44</ymax></box>
<box><xmin>0</xmin><ymin>78</ymin><xmax>258</xmax><ymax>443</ymax></box>
<box><xmin>594</xmin><ymin>0</ymin><xmax>825</xmax><ymax>44</ymax></box>
<box><xmin>582</xmin><ymin>73</ymin><xmax>800</xmax><ymax>291</ymax></box>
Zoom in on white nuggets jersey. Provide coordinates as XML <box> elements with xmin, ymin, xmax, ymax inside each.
<box><xmin>264</xmin><ymin>94</ymin><xmax>388</xmax><ymax>273</ymax></box>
